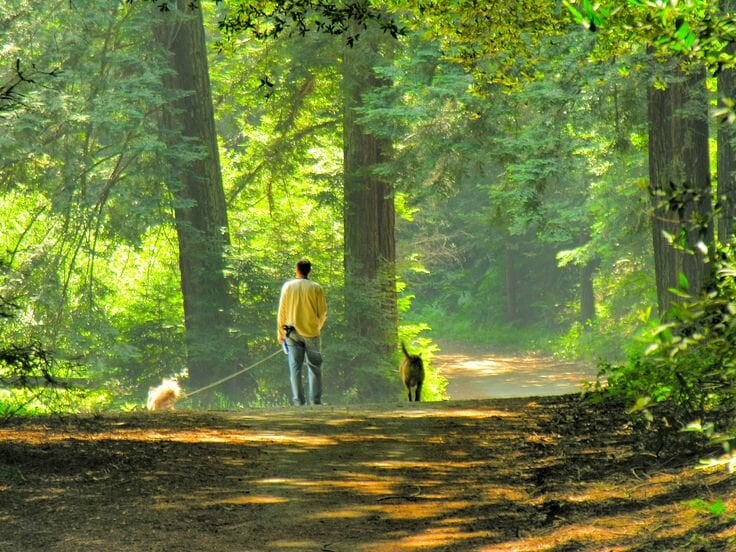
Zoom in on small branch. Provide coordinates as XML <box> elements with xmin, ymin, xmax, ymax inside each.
<box><xmin>376</xmin><ymin>485</ymin><xmax>423</xmax><ymax>502</ymax></box>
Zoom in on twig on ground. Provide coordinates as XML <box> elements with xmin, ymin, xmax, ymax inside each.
<box><xmin>376</xmin><ymin>485</ymin><xmax>423</xmax><ymax>502</ymax></box>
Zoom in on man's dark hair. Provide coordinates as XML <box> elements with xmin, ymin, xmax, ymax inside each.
<box><xmin>296</xmin><ymin>258</ymin><xmax>312</xmax><ymax>277</ymax></box>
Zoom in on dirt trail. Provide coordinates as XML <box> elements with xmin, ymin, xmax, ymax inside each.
<box><xmin>0</xmin><ymin>349</ymin><xmax>734</xmax><ymax>551</ymax></box>
<box><xmin>434</xmin><ymin>342</ymin><xmax>598</xmax><ymax>400</ymax></box>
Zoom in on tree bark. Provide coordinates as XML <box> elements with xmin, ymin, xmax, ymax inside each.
<box><xmin>579</xmin><ymin>230</ymin><xmax>596</xmax><ymax>323</ymax></box>
<box><xmin>580</xmin><ymin>262</ymin><xmax>596</xmax><ymax>323</ymax></box>
<box><xmin>342</xmin><ymin>29</ymin><xmax>398</xmax><ymax>372</ymax></box>
<box><xmin>504</xmin><ymin>238</ymin><xmax>519</xmax><ymax>323</ymax></box>
<box><xmin>647</xmin><ymin>62</ymin><xmax>713</xmax><ymax>315</ymax></box>
<box><xmin>156</xmin><ymin>1</ymin><xmax>239</xmax><ymax>392</ymax></box>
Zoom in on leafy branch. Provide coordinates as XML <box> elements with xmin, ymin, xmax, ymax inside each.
<box><xmin>216</xmin><ymin>0</ymin><xmax>403</xmax><ymax>48</ymax></box>
<box><xmin>0</xmin><ymin>59</ymin><xmax>60</xmax><ymax>113</ymax></box>
<box><xmin>565</xmin><ymin>0</ymin><xmax>736</xmax><ymax>73</ymax></box>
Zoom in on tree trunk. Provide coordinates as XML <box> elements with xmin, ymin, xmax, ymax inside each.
<box><xmin>504</xmin><ymin>238</ymin><xmax>519</xmax><ymax>323</ymax></box>
<box><xmin>342</xmin><ymin>29</ymin><xmax>398</xmax><ymax>373</ymax></box>
<box><xmin>580</xmin><ymin>261</ymin><xmax>596</xmax><ymax>323</ymax></box>
<box><xmin>647</xmin><ymin>62</ymin><xmax>713</xmax><ymax>315</ymax></box>
<box><xmin>718</xmin><ymin>40</ymin><xmax>736</xmax><ymax>242</ymax></box>
<box><xmin>156</xmin><ymin>1</ymin><xmax>239</xmax><ymax>393</ymax></box>
<box><xmin>579</xmin><ymin>229</ymin><xmax>596</xmax><ymax>323</ymax></box>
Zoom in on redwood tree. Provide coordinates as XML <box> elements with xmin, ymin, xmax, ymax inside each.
<box><xmin>342</xmin><ymin>27</ymin><xmax>398</xmax><ymax>381</ymax></box>
<box><xmin>156</xmin><ymin>0</ymin><xmax>239</xmax><ymax>392</ymax></box>
<box><xmin>647</xmin><ymin>62</ymin><xmax>713</xmax><ymax>314</ymax></box>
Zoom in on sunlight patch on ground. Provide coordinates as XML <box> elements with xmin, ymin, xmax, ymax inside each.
<box><xmin>384</xmin><ymin>407</ymin><xmax>521</xmax><ymax>419</ymax></box>
<box><xmin>542</xmin><ymin>469</ymin><xmax>697</xmax><ymax>510</ymax></box>
<box><xmin>435</xmin><ymin>352</ymin><xmax>597</xmax><ymax>399</ymax></box>
<box><xmin>483</xmin><ymin>522</ymin><xmax>634</xmax><ymax>552</ymax></box>
<box><xmin>323</xmin><ymin>417</ymin><xmax>368</xmax><ymax>427</ymax></box>
<box><xmin>378</xmin><ymin>500</ymin><xmax>472</xmax><ymax>521</ymax></box>
<box><xmin>562</xmin><ymin>484</ymin><xmax>632</xmax><ymax>504</ymax></box>
<box><xmin>450</xmin><ymin>358</ymin><xmax>516</xmax><ymax>376</ymax></box>
<box><xmin>25</xmin><ymin>488</ymin><xmax>66</xmax><ymax>502</ymax></box>
<box><xmin>268</xmin><ymin>539</ymin><xmax>322</xmax><ymax>549</ymax></box>
<box><xmin>210</xmin><ymin>495</ymin><xmax>288</xmax><ymax>506</ymax></box>
<box><xmin>0</xmin><ymin>427</ymin><xmax>338</xmax><ymax>448</ymax></box>
<box><xmin>257</xmin><ymin>476</ymin><xmax>399</xmax><ymax>497</ymax></box>
<box><xmin>361</xmin><ymin>525</ymin><xmax>499</xmax><ymax>551</ymax></box>
<box><xmin>333</xmin><ymin>433</ymin><xmax>395</xmax><ymax>445</ymax></box>
<box><xmin>302</xmin><ymin>499</ymin><xmax>474</xmax><ymax>524</ymax></box>
<box><xmin>364</xmin><ymin>459</ymin><xmax>492</xmax><ymax>471</ymax></box>
<box><xmin>480</xmin><ymin>486</ymin><xmax>529</xmax><ymax>502</ymax></box>
<box><xmin>326</xmin><ymin>478</ymin><xmax>398</xmax><ymax>496</ymax></box>
<box><xmin>315</xmin><ymin>508</ymin><xmax>367</xmax><ymax>520</ymax></box>
<box><xmin>481</xmin><ymin>491</ymin><xmax>734</xmax><ymax>552</ymax></box>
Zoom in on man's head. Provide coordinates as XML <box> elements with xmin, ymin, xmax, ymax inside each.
<box><xmin>296</xmin><ymin>258</ymin><xmax>312</xmax><ymax>278</ymax></box>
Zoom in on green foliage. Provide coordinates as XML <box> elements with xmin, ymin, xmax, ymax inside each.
<box><xmin>686</xmin><ymin>498</ymin><xmax>729</xmax><ymax>518</ymax></box>
<box><xmin>0</xmin><ymin>0</ymin><xmax>679</xmax><ymax>412</ymax></box>
<box><xmin>565</xmin><ymin>0</ymin><xmax>736</xmax><ymax>73</ymax></box>
<box><xmin>217</xmin><ymin>0</ymin><xmax>403</xmax><ymax>46</ymax></box>
<box><xmin>600</xmin><ymin>243</ymin><xmax>736</xmax><ymax>464</ymax></box>
<box><xmin>390</xmin><ymin>0</ymin><xmax>566</xmax><ymax>87</ymax></box>
<box><xmin>0</xmin><ymin>339</ymin><xmax>92</xmax><ymax>418</ymax></box>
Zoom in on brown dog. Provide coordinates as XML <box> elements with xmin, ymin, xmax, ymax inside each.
<box><xmin>400</xmin><ymin>342</ymin><xmax>424</xmax><ymax>402</ymax></box>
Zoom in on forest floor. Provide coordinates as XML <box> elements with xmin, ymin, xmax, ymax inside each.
<box><xmin>1</xmin><ymin>348</ymin><xmax>735</xmax><ymax>551</ymax></box>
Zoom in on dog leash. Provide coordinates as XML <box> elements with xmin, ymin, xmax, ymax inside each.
<box><xmin>185</xmin><ymin>348</ymin><xmax>283</xmax><ymax>399</ymax></box>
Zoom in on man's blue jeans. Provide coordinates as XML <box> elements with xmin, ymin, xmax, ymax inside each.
<box><xmin>285</xmin><ymin>332</ymin><xmax>323</xmax><ymax>405</ymax></box>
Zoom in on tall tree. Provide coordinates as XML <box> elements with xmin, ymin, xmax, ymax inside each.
<box><xmin>156</xmin><ymin>0</ymin><xmax>239</xmax><ymax>392</ymax></box>
<box><xmin>342</xmin><ymin>27</ymin><xmax>398</xmax><ymax>374</ymax></box>
<box><xmin>647</xmin><ymin>62</ymin><xmax>713</xmax><ymax>314</ymax></box>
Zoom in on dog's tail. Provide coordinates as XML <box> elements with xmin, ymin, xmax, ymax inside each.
<box><xmin>401</xmin><ymin>341</ymin><xmax>413</xmax><ymax>359</ymax></box>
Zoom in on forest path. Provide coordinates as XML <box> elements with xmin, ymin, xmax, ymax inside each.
<box><xmin>2</xmin><ymin>397</ymin><xmax>734</xmax><ymax>551</ymax></box>
<box><xmin>434</xmin><ymin>341</ymin><xmax>599</xmax><ymax>400</ymax></box>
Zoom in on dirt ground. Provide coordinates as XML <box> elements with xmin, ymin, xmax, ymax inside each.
<box><xmin>433</xmin><ymin>346</ymin><xmax>598</xmax><ymax>400</ymax></box>
<box><xmin>1</xmin><ymin>392</ymin><xmax>735</xmax><ymax>552</ymax></box>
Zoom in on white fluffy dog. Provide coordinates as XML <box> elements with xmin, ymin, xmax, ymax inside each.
<box><xmin>147</xmin><ymin>378</ymin><xmax>182</xmax><ymax>411</ymax></box>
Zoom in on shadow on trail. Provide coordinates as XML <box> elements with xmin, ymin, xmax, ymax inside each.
<box><xmin>0</xmin><ymin>397</ymin><xmax>734</xmax><ymax>551</ymax></box>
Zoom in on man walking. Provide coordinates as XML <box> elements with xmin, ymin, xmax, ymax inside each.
<box><xmin>278</xmin><ymin>258</ymin><xmax>328</xmax><ymax>405</ymax></box>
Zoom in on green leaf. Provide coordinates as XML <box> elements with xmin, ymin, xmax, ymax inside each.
<box><xmin>564</xmin><ymin>2</ymin><xmax>584</xmax><ymax>25</ymax></box>
<box><xmin>687</xmin><ymin>498</ymin><xmax>728</xmax><ymax>518</ymax></box>
<box><xmin>668</xmin><ymin>286</ymin><xmax>690</xmax><ymax>298</ymax></box>
<box><xmin>627</xmin><ymin>395</ymin><xmax>651</xmax><ymax>414</ymax></box>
